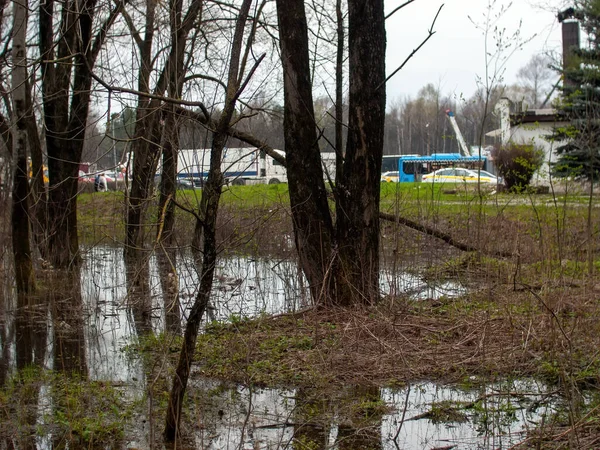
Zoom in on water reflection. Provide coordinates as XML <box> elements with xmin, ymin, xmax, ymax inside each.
<box><xmin>156</xmin><ymin>248</ymin><xmax>181</xmax><ymax>335</ymax></box>
<box><xmin>2</xmin><ymin>246</ymin><xmax>491</xmax><ymax>449</ymax></box>
<box><xmin>293</xmin><ymin>387</ymin><xmax>331</xmax><ymax>449</ymax></box>
<box><xmin>336</xmin><ymin>385</ymin><xmax>383</xmax><ymax>450</ymax></box>
<box><xmin>124</xmin><ymin>252</ymin><xmax>153</xmax><ymax>337</ymax></box>
<box><xmin>11</xmin><ymin>291</ymin><xmax>48</xmax><ymax>450</ymax></box>
<box><xmin>80</xmin><ymin>246</ymin><xmax>464</xmax><ymax>339</ymax></box>
<box><xmin>154</xmin><ymin>378</ymin><xmax>555</xmax><ymax>449</ymax></box>
<box><xmin>50</xmin><ymin>269</ymin><xmax>87</xmax><ymax>376</ymax></box>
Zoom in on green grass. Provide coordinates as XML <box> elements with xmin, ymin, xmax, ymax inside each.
<box><xmin>0</xmin><ymin>369</ymin><xmax>135</xmax><ymax>447</ymax></box>
<box><xmin>76</xmin><ymin>182</ymin><xmax>599</xmax><ymax>248</ymax></box>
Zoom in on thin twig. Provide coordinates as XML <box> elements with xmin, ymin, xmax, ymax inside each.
<box><xmin>385</xmin><ymin>0</ymin><xmax>417</xmax><ymax>20</ymax></box>
<box><xmin>377</xmin><ymin>4</ymin><xmax>444</xmax><ymax>91</ymax></box>
<box><xmin>393</xmin><ymin>384</ymin><xmax>411</xmax><ymax>443</ymax></box>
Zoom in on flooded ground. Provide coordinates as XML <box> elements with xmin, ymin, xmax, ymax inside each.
<box><xmin>156</xmin><ymin>378</ymin><xmax>558</xmax><ymax>449</ymax></box>
<box><xmin>0</xmin><ymin>246</ymin><xmax>571</xmax><ymax>448</ymax></box>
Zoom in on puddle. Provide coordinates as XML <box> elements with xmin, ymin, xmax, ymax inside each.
<box><xmin>78</xmin><ymin>246</ymin><xmax>464</xmax><ymax>381</ymax></box>
<box><xmin>3</xmin><ymin>246</ymin><xmax>534</xmax><ymax>449</ymax></box>
<box><xmin>82</xmin><ymin>246</ymin><xmax>465</xmax><ymax>328</ymax></box>
<box><xmin>124</xmin><ymin>378</ymin><xmax>556</xmax><ymax>449</ymax></box>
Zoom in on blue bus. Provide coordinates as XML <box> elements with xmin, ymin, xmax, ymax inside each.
<box><xmin>393</xmin><ymin>153</ymin><xmax>487</xmax><ymax>182</ymax></box>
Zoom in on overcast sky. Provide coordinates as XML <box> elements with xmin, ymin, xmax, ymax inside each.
<box><xmin>384</xmin><ymin>0</ymin><xmax>567</xmax><ymax>103</ymax></box>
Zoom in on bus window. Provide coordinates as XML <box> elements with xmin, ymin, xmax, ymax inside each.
<box><xmin>401</xmin><ymin>162</ymin><xmax>426</xmax><ymax>175</ymax></box>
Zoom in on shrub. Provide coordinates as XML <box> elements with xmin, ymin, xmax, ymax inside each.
<box><xmin>492</xmin><ymin>142</ymin><xmax>544</xmax><ymax>192</ymax></box>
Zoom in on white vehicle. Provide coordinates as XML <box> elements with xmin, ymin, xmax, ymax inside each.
<box><xmin>380</xmin><ymin>171</ymin><xmax>400</xmax><ymax>182</ymax></box>
<box><xmin>320</xmin><ymin>152</ymin><xmax>337</xmax><ymax>181</ymax></box>
<box><xmin>422</xmin><ymin>167</ymin><xmax>499</xmax><ymax>184</ymax></box>
<box><xmin>173</xmin><ymin>148</ymin><xmax>338</xmax><ymax>187</ymax></box>
<box><xmin>175</xmin><ymin>147</ymin><xmax>287</xmax><ymax>186</ymax></box>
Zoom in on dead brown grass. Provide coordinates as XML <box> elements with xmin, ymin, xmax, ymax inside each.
<box><xmin>197</xmin><ymin>277</ymin><xmax>600</xmax><ymax>387</ymax></box>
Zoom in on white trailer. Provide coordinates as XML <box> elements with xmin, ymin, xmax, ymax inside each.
<box><xmin>175</xmin><ymin>147</ymin><xmax>287</xmax><ymax>186</ymax></box>
<box><xmin>174</xmin><ymin>148</ymin><xmax>338</xmax><ymax>187</ymax></box>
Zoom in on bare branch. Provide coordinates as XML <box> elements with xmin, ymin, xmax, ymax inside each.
<box><xmin>377</xmin><ymin>4</ymin><xmax>443</xmax><ymax>91</ymax></box>
<box><xmin>385</xmin><ymin>0</ymin><xmax>417</xmax><ymax>20</ymax></box>
<box><xmin>173</xmin><ymin>106</ymin><xmax>286</xmax><ymax>166</ymax></box>
<box><xmin>233</xmin><ymin>52</ymin><xmax>266</xmax><ymax>103</ymax></box>
<box><xmin>379</xmin><ymin>211</ymin><xmax>513</xmax><ymax>258</ymax></box>
<box><xmin>90</xmin><ymin>70</ymin><xmax>210</xmax><ymax>111</ymax></box>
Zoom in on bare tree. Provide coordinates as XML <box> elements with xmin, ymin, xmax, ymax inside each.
<box><xmin>39</xmin><ymin>0</ymin><xmax>124</xmax><ymax>268</ymax></box>
<box><xmin>11</xmin><ymin>0</ymin><xmax>35</xmax><ymax>293</ymax></box>
<box><xmin>124</xmin><ymin>0</ymin><xmax>205</xmax><ymax>258</ymax></box>
<box><xmin>164</xmin><ymin>0</ymin><xmax>262</xmax><ymax>439</ymax></box>
<box><xmin>276</xmin><ymin>0</ymin><xmax>386</xmax><ymax>306</ymax></box>
<box><xmin>516</xmin><ymin>53</ymin><xmax>555</xmax><ymax>108</ymax></box>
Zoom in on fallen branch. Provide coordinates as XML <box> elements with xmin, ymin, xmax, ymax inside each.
<box><xmin>379</xmin><ymin>211</ymin><xmax>514</xmax><ymax>258</ymax></box>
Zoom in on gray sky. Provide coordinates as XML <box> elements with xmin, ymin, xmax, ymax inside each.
<box><xmin>385</xmin><ymin>0</ymin><xmax>565</xmax><ymax>102</ymax></box>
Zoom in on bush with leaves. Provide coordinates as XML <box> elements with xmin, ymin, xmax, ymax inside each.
<box><xmin>492</xmin><ymin>142</ymin><xmax>544</xmax><ymax>192</ymax></box>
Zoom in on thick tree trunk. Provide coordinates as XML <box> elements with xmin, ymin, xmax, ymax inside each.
<box><xmin>46</xmin><ymin>153</ymin><xmax>81</xmax><ymax>268</ymax></box>
<box><xmin>40</xmin><ymin>0</ymin><xmax>106</xmax><ymax>268</ymax></box>
<box><xmin>276</xmin><ymin>0</ymin><xmax>336</xmax><ymax>305</ymax></box>
<box><xmin>335</xmin><ymin>0</ymin><xmax>386</xmax><ymax>305</ymax></box>
<box><xmin>11</xmin><ymin>0</ymin><xmax>35</xmax><ymax>293</ymax></box>
<box><xmin>12</xmin><ymin>156</ymin><xmax>35</xmax><ymax>293</ymax></box>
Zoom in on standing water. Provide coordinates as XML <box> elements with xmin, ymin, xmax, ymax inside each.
<box><xmin>1</xmin><ymin>246</ymin><xmax>558</xmax><ymax>449</ymax></box>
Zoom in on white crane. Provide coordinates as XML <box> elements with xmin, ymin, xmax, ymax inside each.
<box><xmin>445</xmin><ymin>109</ymin><xmax>472</xmax><ymax>157</ymax></box>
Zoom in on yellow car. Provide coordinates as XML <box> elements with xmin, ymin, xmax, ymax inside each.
<box><xmin>421</xmin><ymin>168</ymin><xmax>499</xmax><ymax>184</ymax></box>
<box><xmin>380</xmin><ymin>171</ymin><xmax>400</xmax><ymax>183</ymax></box>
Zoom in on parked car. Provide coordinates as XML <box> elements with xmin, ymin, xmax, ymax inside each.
<box><xmin>380</xmin><ymin>171</ymin><xmax>400</xmax><ymax>183</ymax></box>
<box><xmin>421</xmin><ymin>168</ymin><xmax>500</xmax><ymax>184</ymax></box>
<box><xmin>78</xmin><ymin>171</ymin><xmax>95</xmax><ymax>183</ymax></box>
<box><xmin>176</xmin><ymin>178</ymin><xmax>194</xmax><ymax>189</ymax></box>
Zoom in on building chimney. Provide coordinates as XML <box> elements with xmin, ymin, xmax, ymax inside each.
<box><xmin>558</xmin><ymin>8</ymin><xmax>580</xmax><ymax>88</ymax></box>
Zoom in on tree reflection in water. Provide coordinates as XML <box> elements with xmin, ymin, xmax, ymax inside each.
<box><xmin>337</xmin><ymin>386</ymin><xmax>383</xmax><ymax>450</ymax></box>
<box><xmin>157</xmin><ymin>247</ymin><xmax>181</xmax><ymax>335</ymax></box>
<box><xmin>51</xmin><ymin>268</ymin><xmax>87</xmax><ymax>376</ymax></box>
<box><xmin>292</xmin><ymin>387</ymin><xmax>331</xmax><ymax>449</ymax></box>
<box><xmin>124</xmin><ymin>252</ymin><xmax>153</xmax><ymax>337</ymax></box>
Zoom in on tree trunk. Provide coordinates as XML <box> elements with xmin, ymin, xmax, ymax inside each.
<box><xmin>40</xmin><ymin>0</ymin><xmax>113</xmax><ymax>268</ymax></box>
<box><xmin>11</xmin><ymin>0</ymin><xmax>35</xmax><ymax>294</ymax></box>
<box><xmin>164</xmin><ymin>0</ymin><xmax>254</xmax><ymax>439</ymax></box>
<box><xmin>157</xmin><ymin>0</ymin><xmax>185</xmax><ymax>248</ymax></box>
<box><xmin>335</xmin><ymin>0</ymin><xmax>345</xmax><ymax>186</ymax></box>
<box><xmin>157</xmin><ymin>131</ymin><xmax>178</xmax><ymax>247</ymax></box>
<box><xmin>26</xmin><ymin>78</ymin><xmax>48</xmax><ymax>258</ymax></box>
<box><xmin>164</xmin><ymin>136</ymin><xmax>224</xmax><ymax>441</ymax></box>
<box><xmin>335</xmin><ymin>0</ymin><xmax>386</xmax><ymax>305</ymax></box>
<box><xmin>126</xmin><ymin>111</ymin><xmax>162</xmax><ymax>258</ymax></box>
<box><xmin>275</xmin><ymin>0</ymin><xmax>336</xmax><ymax>305</ymax></box>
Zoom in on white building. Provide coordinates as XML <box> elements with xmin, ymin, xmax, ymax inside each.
<box><xmin>492</xmin><ymin>98</ymin><xmax>569</xmax><ymax>186</ymax></box>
